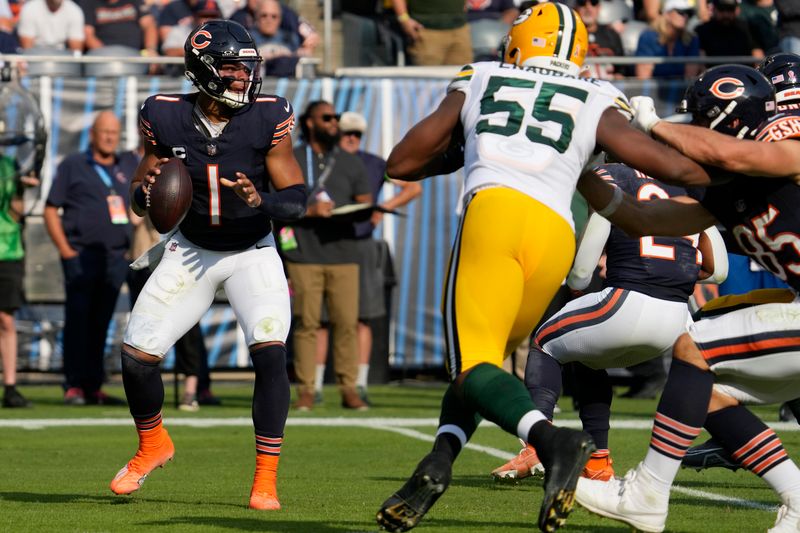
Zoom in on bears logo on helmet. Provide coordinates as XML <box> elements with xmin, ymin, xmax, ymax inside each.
<box><xmin>190</xmin><ymin>30</ymin><xmax>212</xmax><ymax>50</ymax></box>
<box><xmin>709</xmin><ymin>77</ymin><xmax>745</xmax><ymax>100</ymax></box>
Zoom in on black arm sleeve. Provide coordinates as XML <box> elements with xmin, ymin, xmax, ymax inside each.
<box><xmin>257</xmin><ymin>183</ymin><xmax>308</xmax><ymax>221</ymax></box>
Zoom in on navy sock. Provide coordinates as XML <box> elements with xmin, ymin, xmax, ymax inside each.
<box><xmin>251</xmin><ymin>343</ymin><xmax>290</xmax><ymax>436</ymax></box>
<box><xmin>524</xmin><ymin>345</ymin><xmax>562</xmax><ymax>421</ymax></box>
<box><xmin>706</xmin><ymin>405</ymin><xmax>789</xmax><ymax>476</ymax></box>
<box><xmin>121</xmin><ymin>349</ymin><xmax>164</xmax><ymax>418</ymax></box>
<box><xmin>649</xmin><ymin>359</ymin><xmax>712</xmax><ymax>460</ymax></box>
<box><xmin>574</xmin><ymin>364</ymin><xmax>612</xmax><ymax>450</ymax></box>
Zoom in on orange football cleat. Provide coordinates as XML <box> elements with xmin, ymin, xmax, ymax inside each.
<box><xmin>249</xmin><ymin>489</ymin><xmax>281</xmax><ymax>510</ymax></box>
<box><xmin>110</xmin><ymin>430</ymin><xmax>175</xmax><ymax>495</ymax></box>
<box><xmin>582</xmin><ymin>451</ymin><xmax>614</xmax><ymax>481</ymax></box>
<box><xmin>491</xmin><ymin>440</ymin><xmax>545</xmax><ymax>481</ymax></box>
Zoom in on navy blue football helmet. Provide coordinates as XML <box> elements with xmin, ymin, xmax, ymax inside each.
<box><xmin>184</xmin><ymin>20</ymin><xmax>262</xmax><ymax>109</ymax></box>
<box><xmin>676</xmin><ymin>64</ymin><xmax>777</xmax><ymax>138</ymax></box>
<box><xmin>758</xmin><ymin>52</ymin><xmax>800</xmax><ymax>106</ymax></box>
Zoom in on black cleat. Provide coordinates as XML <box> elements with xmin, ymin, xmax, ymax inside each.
<box><xmin>535</xmin><ymin>427</ymin><xmax>596</xmax><ymax>533</ymax></box>
<box><xmin>376</xmin><ymin>452</ymin><xmax>452</xmax><ymax>532</ymax></box>
<box><xmin>2</xmin><ymin>387</ymin><xmax>30</xmax><ymax>408</ymax></box>
<box><xmin>682</xmin><ymin>438</ymin><xmax>739</xmax><ymax>472</ymax></box>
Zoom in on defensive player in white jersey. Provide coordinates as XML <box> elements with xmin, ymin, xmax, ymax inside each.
<box><xmin>574</xmin><ymin>64</ymin><xmax>800</xmax><ymax>533</ymax></box>
<box><xmin>490</xmin><ymin>163</ymin><xmax>728</xmax><ymax>483</ymax></box>
<box><xmin>374</xmin><ymin>3</ymin><xmax>713</xmax><ymax>532</ymax></box>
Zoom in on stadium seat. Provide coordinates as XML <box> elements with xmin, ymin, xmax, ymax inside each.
<box><xmin>83</xmin><ymin>46</ymin><xmax>148</xmax><ymax>77</ymax></box>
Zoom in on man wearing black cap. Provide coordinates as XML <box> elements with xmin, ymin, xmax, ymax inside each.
<box><xmin>696</xmin><ymin>0</ymin><xmax>764</xmax><ymax>64</ymax></box>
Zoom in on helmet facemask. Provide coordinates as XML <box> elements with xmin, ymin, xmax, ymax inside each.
<box><xmin>187</xmin><ymin>51</ymin><xmax>262</xmax><ymax>109</ymax></box>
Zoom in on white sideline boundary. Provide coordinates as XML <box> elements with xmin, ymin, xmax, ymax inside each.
<box><xmin>0</xmin><ymin>416</ymin><xmax>787</xmax><ymax>512</ymax></box>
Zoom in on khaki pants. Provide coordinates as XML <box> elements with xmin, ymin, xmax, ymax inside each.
<box><xmin>408</xmin><ymin>24</ymin><xmax>473</xmax><ymax>66</ymax></box>
<box><xmin>286</xmin><ymin>262</ymin><xmax>359</xmax><ymax>395</ymax></box>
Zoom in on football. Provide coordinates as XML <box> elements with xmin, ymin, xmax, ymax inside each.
<box><xmin>147</xmin><ymin>157</ymin><xmax>193</xmax><ymax>233</ymax></box>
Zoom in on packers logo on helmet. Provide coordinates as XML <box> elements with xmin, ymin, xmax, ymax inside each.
<box><xmin>501</xmin><ymin>2</ymin><xmax>588</xmax><ymax>76</ymax></box>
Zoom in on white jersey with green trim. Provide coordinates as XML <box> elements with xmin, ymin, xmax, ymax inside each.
<box><xmin>448</xmin><ymin>61</ymin><xmax>628</xmax><ymax>230</ymax></box>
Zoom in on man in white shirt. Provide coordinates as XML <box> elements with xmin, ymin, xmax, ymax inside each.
<box><xmin>18</xmin><ymin>0</ymin><xmax>85</xmax><ymax>52</ymax></box>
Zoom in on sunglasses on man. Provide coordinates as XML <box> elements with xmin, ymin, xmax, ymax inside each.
<box><xmin>320</xmin><ymin>113</ymin><xmax>340</xmax><ymax>122</ymax></box>
<box><xmin>672</xmin><ymin>8</ymin><xmax>695</xmax><ymax>17</ymax></box>
<box><xmin>575</xmin><ymin>0</ymin><xmax>600</xmax><ymax>7</ymax></box>
<box><xmin>342</xmin><ymin>131</ymin><xmax>363</xmax><ymax>138</ymax></box>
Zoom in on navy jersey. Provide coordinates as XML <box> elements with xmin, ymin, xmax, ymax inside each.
<box><xmin>698</xmin><ymin>110</ymin><xmax>800</xmax><ymax>292</ymax></box>
<box><xmin>599</xmin><ymin>164</ymin><xmax>701</xmax><ymax>302</ymax></box>
<box><xmin>139</xmin><ymin>93</ymin><xmax>294</xmax><ymax>251</ymax></box>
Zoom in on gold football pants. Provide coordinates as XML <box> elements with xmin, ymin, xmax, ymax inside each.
<box><xmin>443</xmin><ymin>187</ymin><xmax>575</xmax><ymax>380</ymax></box>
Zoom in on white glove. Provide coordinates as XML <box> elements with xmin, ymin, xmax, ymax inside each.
<box><xmin>629</xmin><ymin>96</ymin><xmax>661</xmax><ymax>134</ymax></box>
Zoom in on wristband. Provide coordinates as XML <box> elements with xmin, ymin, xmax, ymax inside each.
<box><xmin>596</xmin><ymin>186</ymin><xmax>623</xmax><ymax>218</ymax></box>
<box><xmin>397</xmin><ymin>12</ymin><xmax>410</xmax><ymax>22</ymax></box>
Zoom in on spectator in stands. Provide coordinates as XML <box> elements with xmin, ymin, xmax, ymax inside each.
<box><xmin>156</xmin><ymin>0</ymin><xmax>198</xmax><ymax>46</ymax></box>
<box><xmin>467</xmin><ymin>0</ymin><xmax>517</xmax><ymax>24</ymax></box>
<box><xmin>641</xmin><ymin>0</ymin><xmax>709</xmax><ymax>23</ymax></box>
<box><xmin>82</xmin><ymin>0</ymin><xmax>159</xmax><ymax>58</ymax></box>
<box><xmin>577</xmin><ymin>0</ymin><xmax>627</xmax><ymax>79</ymax></box>
<box><xmin>44</xmin><ymin>111</ymin><xmax>133</xmax><ymax>406</ymax></box>
<box><xmin>740</xmin><ymin>0</ymin><xmax>779</xmax><ymax>55</ymax></box>
<box><xmin>161</xmin><ymin>0</ymin><xmax>221</xmax><ymax>56</ymax></box>
<box><xmin>696</xmin><ymin>0</ymin><xmax>764</xmax><ymax>63</ymax></box>
<box><xmin>314</xmin><ymin>111</ymin><xmax>421</xmax><ymax>406</ymax></box>
<box><xmin>0</xmin><ymin>0</ymin><xmax>12</xmax><ymax>32</ymax></box>
<box><xmin>0</xmin><ymin>0</ymin><xmax>17</xmax><ymax>54</ymax></box>
<box><xmin>635</xmin><ymin>0</ymin><xmax>702</xmax><ymax>78</ymax></box>
<box><xmin>252</xmin><ymin>0</ymin><xmax>306</xmax><ymax>77</ymax></box>
<box><xmin>281</xmin><ymin>100</ymin><xmax>372</xmax><ymax>412</ymax></box>
<box><xmin>466</xmin><ymin>0</ymin><xmax>516</xmax><ymax>61</ymax></box>
<box><xmin>392</xmin><ymin>0</ymin><xmax>473</xmax><ymax>65</ymax></box>
<box><xmin>776</xmin><ymin>0</ymin><xmax>800</xmax><ymax>54</ymax></box>
<box><xmin>231</xmin><ymin>0</ymin><xmax>319</xmax><ymax>56</ymax></box>
<box><xmin>17</xmin><ymin>0</ymin><xmax>85</xmax><ymax>52</ymax></box>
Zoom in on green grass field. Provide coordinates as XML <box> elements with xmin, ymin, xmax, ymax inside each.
<box><xmin>1</xmin><ymin>382</ymin><xmax>798</xmax><ymax>532</ymax></box>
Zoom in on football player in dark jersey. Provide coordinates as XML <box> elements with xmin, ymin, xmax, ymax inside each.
<box><xmin>109</xmin><ymin>20</ymin><xmax>307</xmax><ymax>512</ymax></box>
<box><xmin>491</xmin><ymin>163</ymin><xmax>726</xmax><ymax>484</ymax></box>
<box><xmin>574</xmin><ymin>65</ymin><xmax>800</xmax><ymax>533</ymax></box>
<box><xmin>682</xmin><ymin>52</ymin><xmax>800</xmax><ymax>472</ymax></box>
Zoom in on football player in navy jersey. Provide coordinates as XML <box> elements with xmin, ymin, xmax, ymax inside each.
<box><xmin>682</xmin><ymin>52</ymin><xmax>800</xmax><ymax>472</ymax></box>
<box><xmin>574</xmin><ymin>65</ymin><xmax>800</xmax><ymax>533</ymax></box>
<box><xmin>109</xmin><ymin>20</ymin><xmax>307</xmax><ymax>512</ymax></box>
<box><xmin>491</xmin><ymin>163</ymin><xmax>727</xmax><ymax>484</ymax></box>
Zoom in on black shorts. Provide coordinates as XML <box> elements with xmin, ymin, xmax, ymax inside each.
<box><xmin>0</xmin><ymin>260</ymin><xmax>24</xmax><ymax>311</ymax></box>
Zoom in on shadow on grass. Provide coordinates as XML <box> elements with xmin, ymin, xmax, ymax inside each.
<box><xmin>0</xmin><ymin>491</ymin><xmax>121</xmax><ymax>504</ymax></box>
<box><xmin>140</xmin><ymin>516</ymin><xmax>374</xmax><ymax>532</ymax></box>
